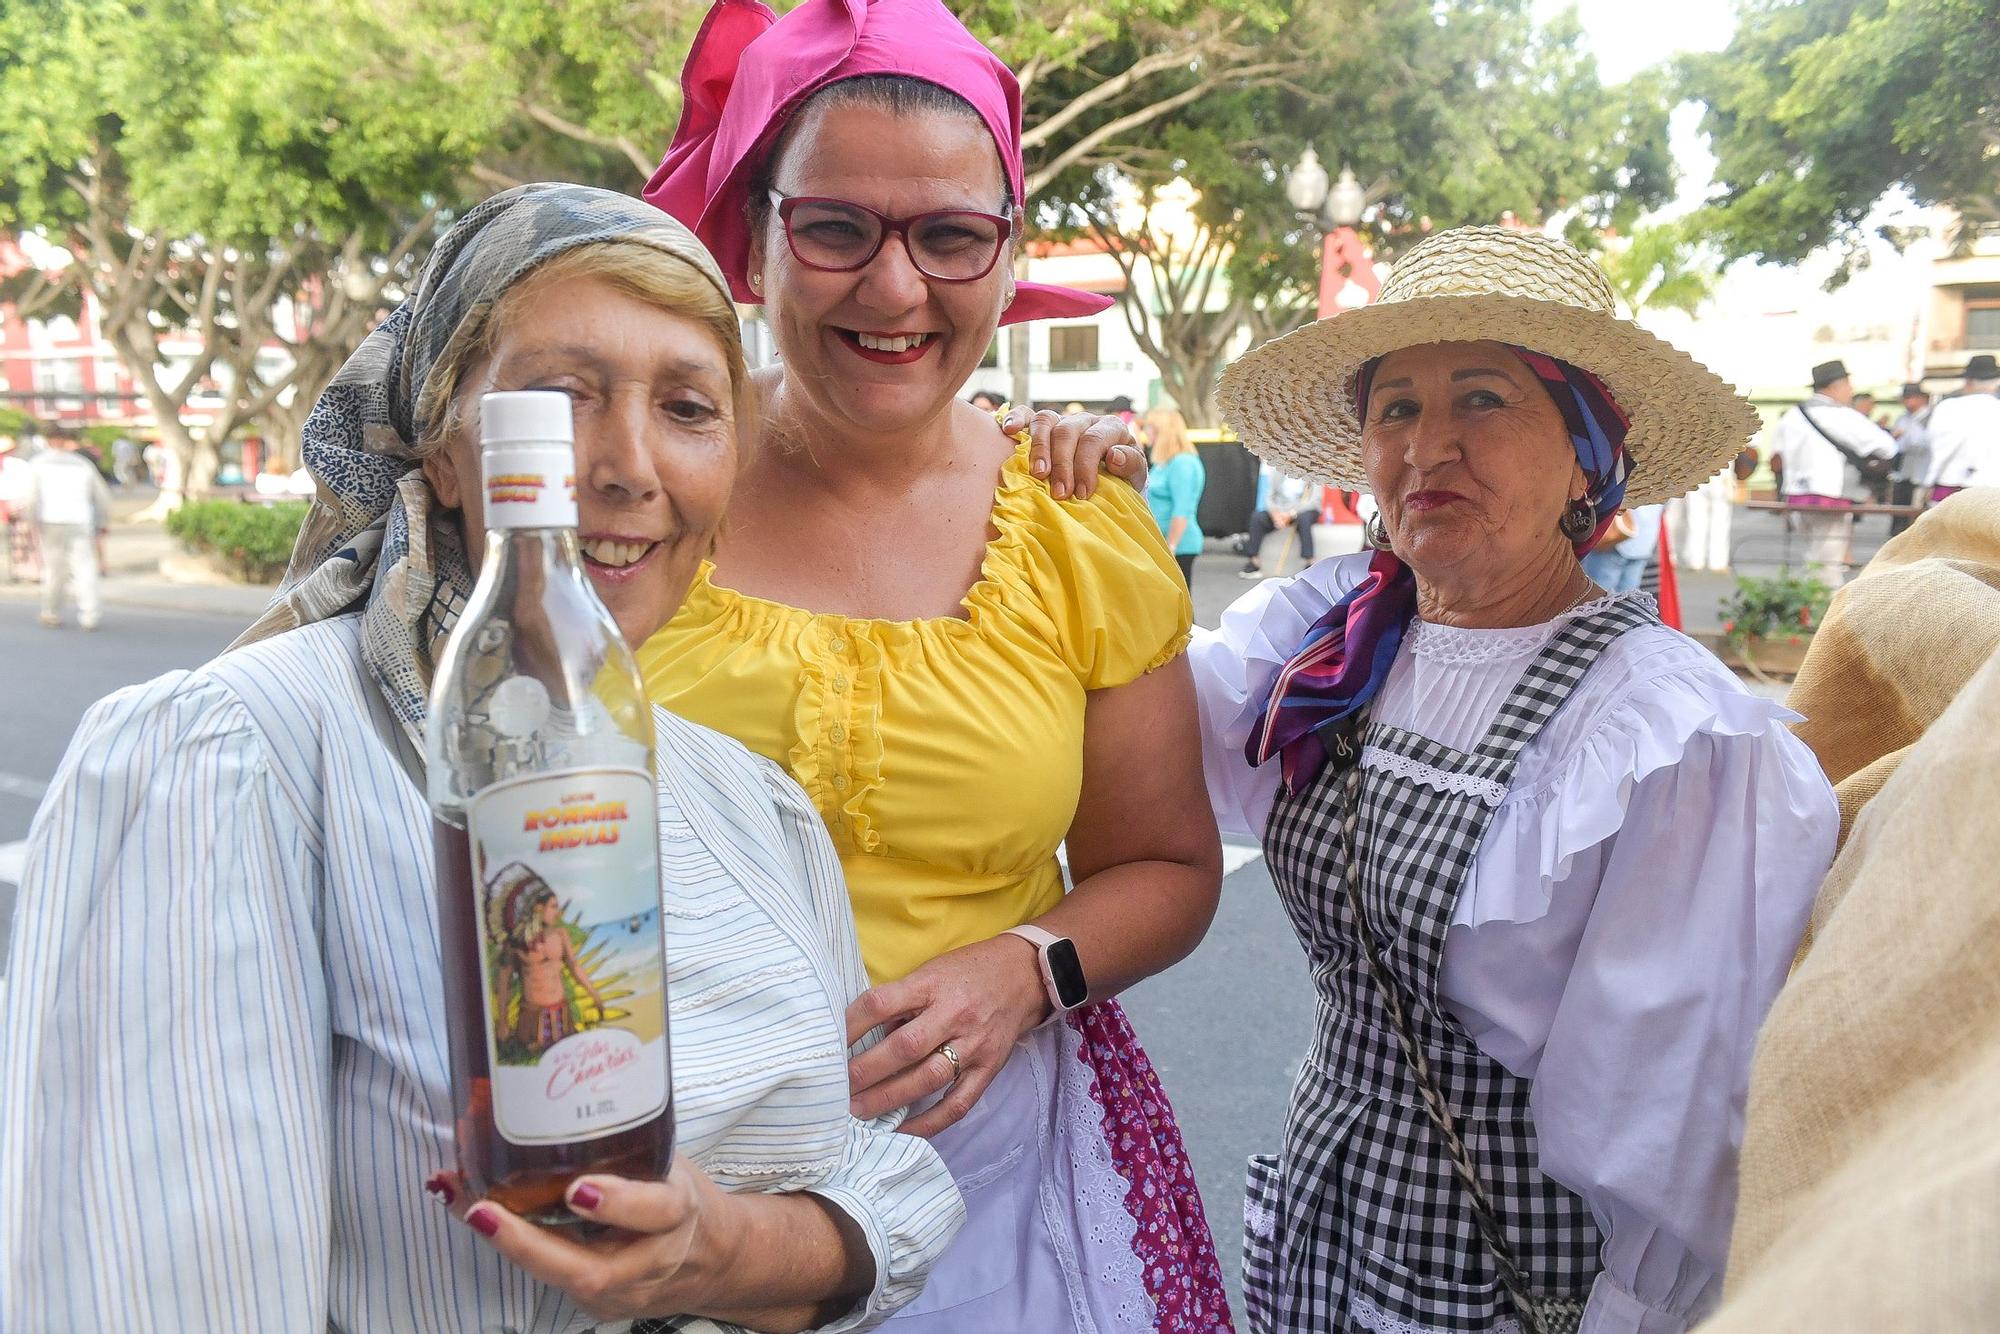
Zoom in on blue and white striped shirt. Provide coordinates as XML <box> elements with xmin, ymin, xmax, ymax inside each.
<box><xmin>0</xmin><ymin>614</ymin><xmax>962</xmax><ymax>1332</ymax></box>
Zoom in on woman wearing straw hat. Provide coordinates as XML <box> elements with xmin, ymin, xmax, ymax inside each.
<box><xmin>1191</xmin><ymin>227</ymin><xmax>1839</xmax><ymax>1333</ymax></box>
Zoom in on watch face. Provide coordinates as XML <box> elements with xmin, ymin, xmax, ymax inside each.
<box><xmin>1045</xmin><ymin>937</ymin><xmax>1089</xmax><ymax>1009</ymax></box>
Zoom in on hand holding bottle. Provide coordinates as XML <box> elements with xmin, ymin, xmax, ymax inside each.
<box><xmin>435</xmin><ymin>1158</ymin><xmax>719</xmax><ymax>1322</ymax></box>
<box><xmin>428</xmin><ymin>1156</ymin><xmax>874</xmax><ymax>1329</ymax></box>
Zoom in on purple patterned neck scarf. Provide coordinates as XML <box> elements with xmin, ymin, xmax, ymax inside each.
<box><xmin>1246</xmin><ymin>344</ymin><xmax>1632</xmax><ymax>790</ymax></box>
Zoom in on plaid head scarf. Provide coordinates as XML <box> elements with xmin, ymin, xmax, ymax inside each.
<box><xmin>232</xmin><ymin>183</ymin><xmax>733</xmax><ymax>747</ymax></box>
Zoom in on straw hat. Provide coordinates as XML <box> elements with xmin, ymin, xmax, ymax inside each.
<box><xmin>1216</xmin><ymin>226</ymin><xmax>1762</xmax><ymax>507</ymax></box>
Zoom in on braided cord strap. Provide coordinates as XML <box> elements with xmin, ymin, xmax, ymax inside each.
<box><xmin>1334</xmin><ymin>746</ymin><xmax>1558</xmax><ymax>1334</ymax></box>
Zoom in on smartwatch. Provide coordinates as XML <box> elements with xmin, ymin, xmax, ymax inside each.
<box><xmin>1004</xmin><ymin>924</ymin><xmax>1089</xmax><ymax>1013</ymax></box>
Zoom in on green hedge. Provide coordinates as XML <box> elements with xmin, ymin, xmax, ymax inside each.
<box><xmin>166</xmin><ymin>500</ymin><xmax>307</xmax><ymax>583</ymax></box>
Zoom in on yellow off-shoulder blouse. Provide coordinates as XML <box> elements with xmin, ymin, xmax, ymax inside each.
<box><xmin>638</xmin><ymin>440</ymin><xmax>1194</xmax><ymax>983</ymax></box>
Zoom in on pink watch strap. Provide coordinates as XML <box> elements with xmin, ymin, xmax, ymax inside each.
<box><xmin>1005</xmin><ymin>924</ymin><xmax>1077</xmax><ymax>1013</ymax></box>
<box><xmin>1005</xmin><ymin>923</ymin><xmax>1062</xmax><ymax>951</ymax></box>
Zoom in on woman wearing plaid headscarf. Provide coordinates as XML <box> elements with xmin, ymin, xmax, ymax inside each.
<box><xmin>1</xmin><ymin>183</ymin><xmax>965</xmax><ymax>1332</ymax></box>
<box><xmin>1190</xmin><ymin>228</ymin><xmax>1839</xmax><ymax>1333</ymax></box>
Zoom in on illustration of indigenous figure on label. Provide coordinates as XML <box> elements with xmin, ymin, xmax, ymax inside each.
<box><xmin>466</xmin><ymin>767</ymin><xmax>670</xmax><ymax>1143</ymax></box>
<box><xmin>484</xmin><ymin>865</ymin><xmax>607</xmax><ymax>1062</ymax></box>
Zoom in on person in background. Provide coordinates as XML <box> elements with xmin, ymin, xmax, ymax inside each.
<box><xmin>1924</xmin><ymin>353</ymin><xmax>2000</xmax><ymax>503</ymax></box>
<box><xmin>1239</xmin><ymin>461</ymin><xmax>1319</xmax><ymax>579</ymax></box>
<box><xmin>1892</xmin><ymin>381</ymin><xmax>1932</xmax><ymax>448</ymax></box>
<box><xmin>1771</xmin><ymin>358</ymin><xmax>1896</xmax><ymax>586</ymax></box>
<box><xmin>0</xmin><ymin>435</ymin><xmax>35</xmax><ymax>583</ymax></box>
<box><xmin>1851</xmin><ymin>391</ymin><xmax>1877</xmax><ymax>424</ymax></box>
<box><xmin>1580</xmin><ymin>501</ymin><xmax>1664</xmax><ymax>592</ymax></box>
<box><xmin>1668</xmin><ymin>467</ymin><xmax>1736</xmax><ymax>573</ymax></box>
<box><xmin>23</xmin><ymin>428</ymin><xmax>112</xmax><ymax>630</ymax></box>
<box><xmin>1108</xmin><ymin>393</ymin><xmax>1137</xmax><ymax>430</ymax></box>
<box><xmin>110</xmin><ymin>434</ymin><xmax>141</xmax><ymax>486</ymax></box>
<box><xmin>1888</xmin><ymin>381</ymin><xmax>1932</xmax><ymax>535</ymax></box>
<box><xmin>967</xmin><ymin>388</ymin><xmax>1003</xmax><ymax>412</ymax></box>
<box><xmin>1144</xmin><ymin>405</ymin><xmax>1206</xmax><ymax>585</ymax></box>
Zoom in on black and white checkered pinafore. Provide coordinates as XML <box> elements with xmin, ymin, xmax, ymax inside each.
<box><xmin>1243</xmin><ymin>596</ymin><xmax>1658</xmax><ymax>1333</ymax></box>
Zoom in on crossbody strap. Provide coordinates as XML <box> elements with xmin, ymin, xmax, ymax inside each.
<box><xmin>1798</xmin><ymin>405</ymin><xmax>1893</xmax><ymax>476</ymax></box>
<box><xmin>1334</xmin><ymin>747</ymin><xmax>1584</xmax><ymax>1334</ymax></box>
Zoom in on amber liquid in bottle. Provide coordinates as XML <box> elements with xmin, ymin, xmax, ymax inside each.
<box><xmin>433</xmin><ymin>818</ymin><xmax>671</xmax><ymax>1222</ymax></box>
<box><xmin>428</xmin><ymin>391</ymin><xmax>673</xmax><ymax>1225</ymax></box>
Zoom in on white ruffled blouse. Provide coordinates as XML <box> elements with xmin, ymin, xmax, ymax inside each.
<box><xmin>1190</xmin><ymin>554</ymin><xmax>1839</xmax><ymax>1334</ymax></box>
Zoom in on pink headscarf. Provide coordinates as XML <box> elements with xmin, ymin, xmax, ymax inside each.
<box><xmin>642</xmin><ymin>0</ymin><xmax>1113</xmax><ymax>325</ymax></box>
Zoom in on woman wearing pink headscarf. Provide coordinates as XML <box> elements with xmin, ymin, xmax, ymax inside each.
<box><xmin>640</xmin><ymin>0</ymin><xmax>1233</xmax><ymax>1328</ymax></box>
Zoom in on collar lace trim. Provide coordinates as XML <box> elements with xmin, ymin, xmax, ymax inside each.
<box><xmin>1406</xmin><ymin>590</ymin><xmax>1637</xmax><ymax>665</ymax></box>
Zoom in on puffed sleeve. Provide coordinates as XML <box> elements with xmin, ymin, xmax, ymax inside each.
<box><xmin>1443</xmin><ymin>686</ymin><xmax>1837</xmax><ymax>1333</ymax></box>
<box><xmin>1188</xmin><ymin>554</ymin><xmax>1368</xmax><ymax>837</ymax></box>
<box><xmin>0</xmin><ymin>672</ymin><xmax>329</xmax><ymax>1330</ymax></box>
<box><xmin>979</xmin><ymin>448</ymin><xmax>1191</xmax><ymax>690</ymax></box>
<box><xmin>757</xmin><ymin>761</ymin><xmax>963</xmax><ymax>1330</ymax></box>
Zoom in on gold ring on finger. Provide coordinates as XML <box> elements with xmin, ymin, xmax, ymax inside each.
<box><xmin>936</xmin><ymin>1043</ymin><xmax>962</xmax><ymax>1084</ymax></box>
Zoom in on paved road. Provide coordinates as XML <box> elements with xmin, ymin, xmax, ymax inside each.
<box><xmin>0</xmin><ymin>599</ymin><xmax>249</xmax><ymax>977</ymax></box>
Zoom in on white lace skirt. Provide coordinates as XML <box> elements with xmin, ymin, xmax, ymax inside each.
<box><xmin>882</xmin><ymin>1020</ymin><xmax>1156</xmax><ymax>1332</ymax></box>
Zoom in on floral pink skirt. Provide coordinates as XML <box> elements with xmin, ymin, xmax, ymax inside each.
<box><xmin>1073</xmin><ymin>1001</ymin><xmax>1235</xmax><ymax>1332</ymax></box>
<box><xmin>883</xmin><ymin>998</ymin><xmax>1232</xmax><ymax>1331</ymax></box>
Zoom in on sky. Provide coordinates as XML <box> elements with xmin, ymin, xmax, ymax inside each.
<box><xmin>1533</xmin><ymin>0</ymin><xmax>1739</xmax><ymax>214</ymax></box>
<box><xmin>1532</xmin><ymin>0</ymin><xmax>1942</xmax><ymax>390</ymax></box>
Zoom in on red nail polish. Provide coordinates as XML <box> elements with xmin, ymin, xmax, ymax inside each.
<box><xmin>569</xmin><ymin>1182</ymin><xmax>602</xmax><ymax>1211</ymax></box>
<box><xmin>466</xmin><ymin>1206</ymin><xmax>501</xmax><ymax>1238</ymax></box>
<box><xmin>423</xmin><ymin>1173</ymin><xmax>455</xmax><ymax>1207</ymax></box>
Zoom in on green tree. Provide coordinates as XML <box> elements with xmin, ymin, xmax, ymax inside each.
<box><xmin>2</xmin><ymin>0</ymin><xmax>1319</xmax><ymax>470</ymax></box>
<box><xmin>0</xmin><ymin>0</ymin><xmax>473</xmax><ymax>499</ymax></box>
<box><xmin>1685</xmin><ymin>0</ymin><xmax>2000</xmax><ymax>273</ymax></box>
<box><xmin>1601</xmin><ymin>218</ymin><xmax>1724</xmax><ymax>320</ymax></box>
<box><xmin>1055</xmin><ymin>0</ymin><xmax>1676</xmax><ymax>424</ymax></box>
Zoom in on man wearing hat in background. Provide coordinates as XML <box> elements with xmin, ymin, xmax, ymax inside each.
<box><xmin>1888</xmin><ymin>381</ymin><xmax>1932</xmax><ymax>535</ymax></box>
<box><xmin>1924</xmin><ymin>353</ymin><xmax>2000</xmax><ymax>504</ymax></box>
<box><xmin>1771</xmin><ymin>358</ymin><xmax>1897</xmax><ymax>585</ymax></box>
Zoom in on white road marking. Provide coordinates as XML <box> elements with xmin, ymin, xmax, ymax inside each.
<box><xmin>1221</xmin><ymin>842</ymin><xmax>1265</xmax><ymax>877</ymax></box>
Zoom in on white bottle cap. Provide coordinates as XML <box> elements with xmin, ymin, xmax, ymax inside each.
<box><xmin>479</xmin><ymin>391</ymin><xmax>577</xmax><ymax>529</ymax></box>
<box><xmin>480</xmin><ymin>390</ymin><xmax>574</xmax><ymax>447</ymax></box>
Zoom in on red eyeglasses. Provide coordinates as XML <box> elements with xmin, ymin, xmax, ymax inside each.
<box><xmin>770</xmin><ymin>192</ymin><xmax>1013</xmax><ymax>282</ymax></box>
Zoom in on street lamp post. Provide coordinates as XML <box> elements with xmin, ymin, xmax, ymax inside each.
<box><xmin>1285</xmin><ymin>147</ymin><xmax>1378</xmax><ymax>318</ymax></box>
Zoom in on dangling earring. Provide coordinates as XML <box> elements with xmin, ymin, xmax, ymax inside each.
<box><xmin>1364</xmin><ymin>511</ymin><xmax>1394</xmax><ymax>551</ymax></box>
<box><xmin>1559</xmin><ymin>498</ymin><xmax>1597</xmax><ymax>544</ymax></box>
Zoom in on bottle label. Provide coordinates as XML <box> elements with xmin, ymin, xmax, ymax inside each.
<box><xmin>483</xmin><ymin>444</ymin><xmax>578</xmax><ymax>529</ymax></box>
<box><xmin>465</xmin><ymin>765</ymin><xmax>669</xmax><ymax>1145</ymax></box>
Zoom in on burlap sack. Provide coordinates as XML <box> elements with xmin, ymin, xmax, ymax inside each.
<box><xmin>1785</xmin><ymin>488</ymin><xmax>2000</xmax><ymax>836</ymax></box>
<box><xmin>1701</xmin><ymin>493</ymin><xmax>2000</xmax><ymax>1330</ymax></box>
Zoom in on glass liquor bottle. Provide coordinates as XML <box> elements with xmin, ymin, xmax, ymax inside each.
<box><xmin>427</xmin><ymin>390</ymin><xmax>673</xmax><ymax>1224</ymax></box>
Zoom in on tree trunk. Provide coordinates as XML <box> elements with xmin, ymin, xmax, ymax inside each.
<box><xmin>132</xmin><ymin>414</ymin><xmax>210</xmax><ymax>520</ymax></box>
<box><xmin>263</xmin><ymin>396</ymin><xmax>314</xmax><ymax>475</ymax></box>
